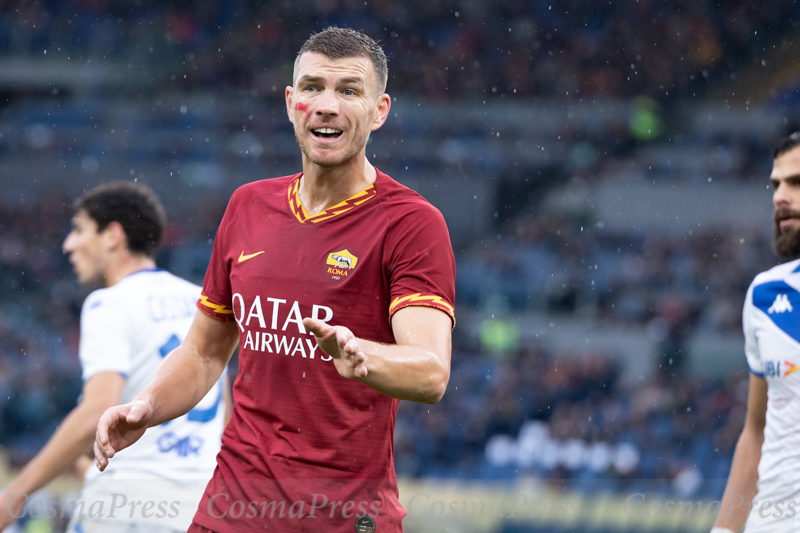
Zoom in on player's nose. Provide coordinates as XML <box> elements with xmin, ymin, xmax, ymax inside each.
<box><xmin>774</xmin><ymin>181</ymin><xmax>792</xmax><ymax>207</ymax></box>
<box><xmin>315</xmin><ymin>88</ymin><xmax>339</xmax><ymax>116</ymax></box>
<box><xmin>62</xmin><ymin>232</ymin><xmax>76</xmax><ymax>254</ymax></box>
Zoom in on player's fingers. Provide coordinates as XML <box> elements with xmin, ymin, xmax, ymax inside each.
<box><xmin>93</xmin><ymin>438</ymin><xmax>105</xmax><ymax>461</ymax></box>
<box><xmin>93</xmin><ymin>440</ymin><xmax>109</xmax><ymax>471</ymax></box>
<box><xmin>96</xmin><ymin>409</ymin><xmax>114</xmax><ymax>446</ymax></box>
<box><xmin>103</xmin><ymin>439</ymin><xmax>116</xmax><ymax>459</ymax></box>
<box><xmin>302</xmin><ymin>318</ymin><xmax>330</xmax><ymax>337</ymax></box>
<box><xmin>97</xmin><ymin>420</ymin><xmax>117</xmax><ymax>458</ymax></box>
<box><xmin>343</xmin><ymin>337</ymin><xmax>360</xmax><ymax>355</ymax></box>
<box><xmin>354</xmin><ymin>364</ymin><xmax>368</xmax><ymax>378</ymax></box>
<box><xmin>337</xmin><ymin>327</ymin><xmax>355</xmax><ymax>349</ymax></box>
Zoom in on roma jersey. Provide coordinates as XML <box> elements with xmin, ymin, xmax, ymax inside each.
<box><xmin>194</xmin><ymin>169</ymin><xmax>456</xmax><ymax>532</ymax></box>
<box><xmin>743</xmin><ymin>258</ymin><xmax>800</xmax><ymax>532</ymax></box>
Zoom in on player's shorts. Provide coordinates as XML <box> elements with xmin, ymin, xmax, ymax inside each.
<box><xmin>66</xmin><ymin>515</ymin><xmax>185</xmax><ymax>533</ymax></box>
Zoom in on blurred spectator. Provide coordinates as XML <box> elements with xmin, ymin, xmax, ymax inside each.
<box><xmin>0</xmin><ymin>0</ymin><xmax>798</xmax><ymax>101</ymax></box>
<box><xmin>0</xmin><ymin>2</ymin><xmax>791</xmax><ymax>526</ymax></box>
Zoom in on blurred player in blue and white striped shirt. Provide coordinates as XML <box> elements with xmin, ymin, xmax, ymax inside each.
<box><xmin>714</xmin><ymin>132</ymin><xmax>800</xmax><ymax>533</ymax></box>
<box><xmin>0</xmin><ymin>182</ymin><xmax>228</xmax><ymax>533</ymax></box>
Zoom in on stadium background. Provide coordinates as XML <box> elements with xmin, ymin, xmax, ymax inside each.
<box><xmin>1</xmin><ymin>1</ymin><xmax>800</xmax><ymax>531</ymax></box>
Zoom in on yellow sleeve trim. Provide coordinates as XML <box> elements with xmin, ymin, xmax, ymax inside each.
<box><xmin>389</xmin><ymin>293</ymin><xmax>455</xmax><ymax>316</ymax></box>
<box><xmin>198</xmin><ymin>294</ymin><xmax>233</xmax><ymax>314</ymax></box>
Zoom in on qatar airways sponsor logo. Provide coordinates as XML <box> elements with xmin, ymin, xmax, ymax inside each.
<box><xmin>232</xmin><ymin>293</ymin><xmax>333</xmax><ymax>360</ymax></box>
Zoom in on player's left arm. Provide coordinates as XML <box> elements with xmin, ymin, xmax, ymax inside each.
<box><xmin>223</xmin><ymin>372</ymin><xmax>233</xmax><ymax>425</ymax></box>
<box><xmin>0</xmin><ymin>371</ymin><xmax>124</xmax><ymax>528</ymax></box>
<box><xmin>304</xmin><ymin>305</ymin><xmax>451</xmax><ymax>404</ymax></box>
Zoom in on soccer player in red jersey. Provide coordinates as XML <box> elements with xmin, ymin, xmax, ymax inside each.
<box><xmin>94</xmin><ymin>27</ymin><xmax>455</xmax><ymax>533</ymax></box>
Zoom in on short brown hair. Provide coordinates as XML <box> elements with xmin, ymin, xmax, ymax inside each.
<box><xmin>294</xmin><ymin>27</ymin><xmax>388</xmax><ymax>93</ymax></box>
<box><xmin>73</xmin><ymin>181</ymin><xmax>166</xmax><ymax>257</ymax></box>
<box><xmin>775</xmin><ymin>131</ymin><xmax>800</xmax><ymax>159</ymax></box>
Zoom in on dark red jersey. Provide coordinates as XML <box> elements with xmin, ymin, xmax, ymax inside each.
<box><xmin>194</xmin><ymin>169</ymin><xmax>455</xmax><ymax>532</ymax></box>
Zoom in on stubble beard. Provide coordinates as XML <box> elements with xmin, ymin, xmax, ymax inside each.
<box><xmin>774</xmin><ymin>223</ymin><xmax>800</xmax><ymax>259</ymax></box>
<box><xmin>294</xmin><ymin>126</ymin><xmax>368</xmax><ymax>169</ymax></box>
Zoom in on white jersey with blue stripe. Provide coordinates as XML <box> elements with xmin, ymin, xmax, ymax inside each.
<box><xmin>743</xmin><ymin>258</ymin><xmax>800</xmax><ymax>532</ymax></box>
<box><xmin>76</xmin><ymin>269</ymin><xmax>224</xmax><ymax>530</ymax></box>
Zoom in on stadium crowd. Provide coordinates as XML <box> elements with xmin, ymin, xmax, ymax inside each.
<box><xmin>1</xmin><ymin>2</ymin><xmax>796</xmax><ymax>531</ymax></box>
<box><xmin>396</xmin><ymin>348</ymin><xmax>746</xmax><ymax>499</ymax></box>
<box><xmin>0</xmin><ymin>0</ymin><xmax>798</xmax><ymax>100</ymax></box>
<box><xmin>459</xmin><ymin>213</ymin><xmax>774</xmax><ymax>335</ymax></box>
<box><xmin>0</xmin><ymin>179</ymin><xmax>756</xmax><ymax>500</ymax></box>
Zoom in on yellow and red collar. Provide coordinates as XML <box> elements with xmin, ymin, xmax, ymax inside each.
<box><xmin>287</xmin><ymin>178</ymin><xmax>377</xmax><ymax>224</ymax></box>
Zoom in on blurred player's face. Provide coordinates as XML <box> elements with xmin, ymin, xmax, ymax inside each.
<box><xmin>286</xmin><ymin>52</ymin><xmax>390</xmax><ymax>168</ymax></box>
<box><xmin>62</xmin><ymin>210</ymin><xmax>109</xmax><ymax>285</ymax></box>
<box><xmin>772</xmin><ymin>145</ymin><xmax>800</xmax><ymax>258</ymax></box>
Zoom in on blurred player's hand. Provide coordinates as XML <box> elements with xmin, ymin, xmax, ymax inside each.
<box><xmin>303</xmin><ymin>318</ymin><xmax>368</xmax><ymax>379</ymax></box>
<box><xmin>94</xmin><ymin>400</ymin><xmax>152</xmax><ymax>471</ymax></box>
<box><xmin>0</xmin><ymin>488</ymin><xmax>26</xmax><ymax>530</ymax></box>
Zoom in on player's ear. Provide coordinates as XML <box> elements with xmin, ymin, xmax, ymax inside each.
<box><xmin>370</xmin><ymin>93</ymin><xmax>391</xmax><ymax>132</ymax></box>
<box><xmin>102</xmin><ymin>221</ymin><xmax>128</xmax><ymax>252</ymax></box>
<box><xmin>285</xmin><ymin>86</ymin><xmax>295</xmax><ymax>124</ymax></box>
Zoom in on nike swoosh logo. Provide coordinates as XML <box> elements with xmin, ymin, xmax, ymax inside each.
<box><xmin>238</xmin><ymin>250</ymin><xmax>265</xmax><ymax>263</ymax></box>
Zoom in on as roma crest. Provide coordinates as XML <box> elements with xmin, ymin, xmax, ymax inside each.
<box><xmin>326</xmin><ymin>249</ymin><xmax>358</xmax><ymax>285</ymax></box>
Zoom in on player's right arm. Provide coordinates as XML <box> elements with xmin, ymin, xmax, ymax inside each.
<box><xmin>94</xmin><ymin>310</ymin><xmax>238</xmax><ymax>470</ymax></box>
<box><xmin>712</xmin><ymin>373</ymin><xmax>767</xmax><ymax>532</ymax></box>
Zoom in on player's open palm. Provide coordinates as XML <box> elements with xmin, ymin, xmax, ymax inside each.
<box><xmin>303</xmin><ymin>318</ymin><xmax>368</xmax><ymax>379</ymax></box>
<box><xmin>94</xmin><ymin>400</ymin><xmax>152</xmax><ymax>471</ymax></box>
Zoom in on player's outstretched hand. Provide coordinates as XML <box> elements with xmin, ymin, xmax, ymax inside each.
<box><xmin>303</xmin><ymin>318</ymin><xmax>368</xmax><ymax>379</ymax></box>
<box><xmin>94</xmin><ymin>400</ymin><xmax>152</xmax><ymax>471</ymax></box>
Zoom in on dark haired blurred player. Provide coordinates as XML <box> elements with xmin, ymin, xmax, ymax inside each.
<box><xmin>95</xmin><ymin>27</ymin><xmax>455</xmax><ymax>533</ymax></box>
<box><xmin>713</xmin><ymin>133</ymin><xmax>800</xmax><ymax>533</ymax></box>
<box><xmin>0</xmin><ymin>182</ymin><xmax>228</xmax><ymax>533</ymax></box>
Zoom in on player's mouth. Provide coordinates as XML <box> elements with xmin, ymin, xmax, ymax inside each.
<box><xmin>311</xmin><ymin>127</ymin><xmax>343</xmax><ymax>141</ymax></box>
<box><xmin>775</xmin><ymin>209</ymin><xmax>800</xmax><ymax>230</ymax></box>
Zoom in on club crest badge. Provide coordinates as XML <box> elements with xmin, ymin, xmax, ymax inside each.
<box><xmin>326</xmin><ymin>249</ymin><xmax>358</xmax><ymax>285</ymax></box>
<box><xmin>354</xmin><ymin>514</ymin><xmax>376</xmax><ymax>533</ymax></box>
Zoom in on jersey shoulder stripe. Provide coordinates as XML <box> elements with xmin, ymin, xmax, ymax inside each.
<box><xmin>197</xmin><ymin>293</ymin><xmax>234</xmax><ymax>321</ymax></box>
<box><xmin>752</xmin><ymin>280</ymin><xmax>800</xmax><ymax>343</ymax></box>
<box><xmin>389</xmin><ymin>292</ymin><xmax>455</xmax><ymax>324</ymax></box>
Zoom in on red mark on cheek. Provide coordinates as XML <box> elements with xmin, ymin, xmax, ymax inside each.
<box><xmin>295</xmin><ymin>102</ymin><xmax>309</xmax><ymax>114</ymax></box>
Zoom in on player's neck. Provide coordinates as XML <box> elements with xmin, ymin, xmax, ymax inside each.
<box><xmin>299</xmin><ymin>156</ymin><xmax>376</xmax><ymax>215</ymax></box>
<box><xmin>104</xmin><ymin>253</ymin><xmax>157</xmax><ymax>287</ymax></box>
